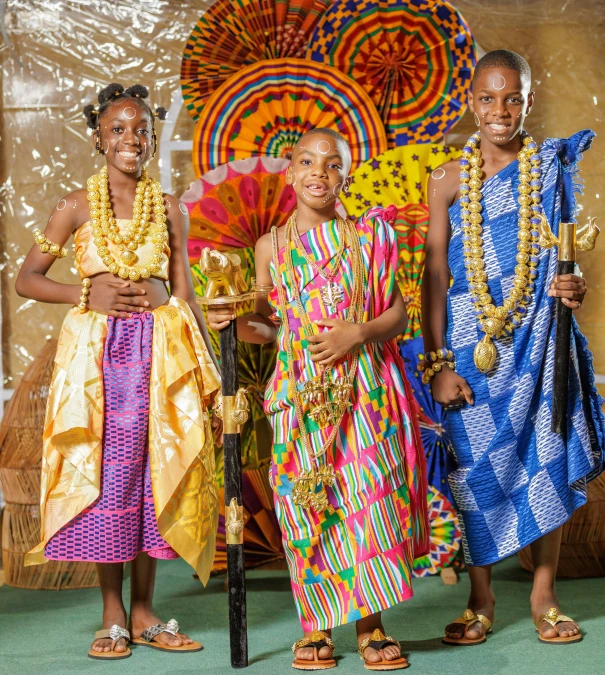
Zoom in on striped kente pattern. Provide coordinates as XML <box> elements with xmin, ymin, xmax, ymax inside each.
<box><xmin>264</xmin><ymin>207</ymin><xmax>428</xmax><ymax>630</ymax></box>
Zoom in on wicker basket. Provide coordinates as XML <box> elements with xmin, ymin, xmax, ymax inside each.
<box><xmin>0</xmin><ymin>340</ymin><xmax>99</xmax><ymax>590</ymax></box>
<box><xmin>518</xmin><ymin>471</ymin><xmax>605</xmax><ymax>577</ymax></box>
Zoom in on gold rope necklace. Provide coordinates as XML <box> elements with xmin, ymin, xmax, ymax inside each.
<box><xmin>272</xmin><ymin>212</ymin><xmax>366</xmax><ymax>512</ymax></box>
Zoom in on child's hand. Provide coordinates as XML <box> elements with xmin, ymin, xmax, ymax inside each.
<box><xmin>431</xmin><ymin>368</ymin><xmax>474</xmax><ymax>408</ymax></box>
<box><xmin>547</xmin><ymin>274</ymin><xmax>586</xmax><ymax>310</ymax></box>
<box><xmin>207</xmin><ymin>306</ymin><xmax>236</xmax><ymax>331</ymax></box>
<box><xmin>307</xmin><ymin>318</ymin><xmax>364</xmax><ymax>367</ymax></box>
<box><xmin>88</xmin><ymin>279</ymin><xmax>149</xmax><ymax>317</ymax></box>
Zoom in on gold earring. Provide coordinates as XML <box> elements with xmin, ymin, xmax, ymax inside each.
<box><xmin>95</xmin><ymin>128</ymin><xmax>102</xmax><ymax>155</ymax></box>
<box><xmin>151</xmin><ymin>129</ymin><xmax>157</xmax><ymax>159</ymax></box>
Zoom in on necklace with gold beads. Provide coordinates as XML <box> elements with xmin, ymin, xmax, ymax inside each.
<box><xmin>460</xmin><ymin>132</ymin><xmax>544</xmax><ymax>373</ymax></box>
<box><xmin>86</xmin><ymin>166</ymin><xmax>168</xmax><ymax>281</ymax></box>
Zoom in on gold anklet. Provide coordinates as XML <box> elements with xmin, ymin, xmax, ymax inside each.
<box><xmin>78</xmin><ymin>278</ymin><xmax>91</xmax><ymax>313</ymax></box>
<box><xmin>33</xmin><ymin>228</ymin><xmax>67</xmax><ymax>258</ymax></box>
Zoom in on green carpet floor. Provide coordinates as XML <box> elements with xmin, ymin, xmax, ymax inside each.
<box><xmin>1</xmin><ymin>556</ymin><xmax>604</xmax><ymax>675</ymax></box>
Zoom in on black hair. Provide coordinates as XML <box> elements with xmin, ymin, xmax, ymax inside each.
<box><xmin>83</xmin><ymin>83</ymin><xmax>168</xmax><ymax>130</ymax></box>
<box><xmin>473</xmin><ymin>49</ymin><xmax>531</xmax><ymax>87</ymax></box>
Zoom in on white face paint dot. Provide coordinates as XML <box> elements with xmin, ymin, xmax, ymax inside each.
<box><xmin>123</xmin><ymin>106</ymin><xmax>137</xmax><ymax>119</ymax></box>
<box><xmin>431</xmin><ymin>167</ymin><xmax>446</xmax><ymax>180</ymax></box>
<box><xmin>56</xmin><ymin>199</ymin><xmax>67</xmax><ymax>211</ymax></box>
<box><xmin>492</xmin><ymin>75</ymin><xmax>506</xmax><ymax>90</ymax></box>
<box><xmin>179</xmin><ymin>203</ymin><xmax>188</xmax><ymax>215</ymax></box>
<box><xmin>316</xmin><ymin>140</ymin><xmax>331</xmax><ymax>155</ymax></box>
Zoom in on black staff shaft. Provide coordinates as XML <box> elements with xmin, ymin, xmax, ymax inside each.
<box><xmin>551</xmin><ymin>258</ymin><xmax>574</xmax><ymax>437</ymax></box>
<box><xmin>220</xmin><ymin>320</ymin><xmax>248</xmax><ymax>669</ymax></box>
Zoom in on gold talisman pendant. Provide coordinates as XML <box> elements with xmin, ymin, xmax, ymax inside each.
<box><xmin>320</xmin><ymin>281</ymin><xmax>344</xmax><ymax>315</ymax></box>
<box><xmin>474</xmin><ymin>334</ymin><xmax>497</xmax><ymax>373</ymax></box>
<box><xmin>292</xmin><ymin>464</ymin><xmax>337</xmax><ymax>513</ymax></box>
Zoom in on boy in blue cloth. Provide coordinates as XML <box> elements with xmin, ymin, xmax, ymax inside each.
<box><xmin>421</xmin><ymin>49</ymin><xmax>604</xmax><ymax>645</ymax></box>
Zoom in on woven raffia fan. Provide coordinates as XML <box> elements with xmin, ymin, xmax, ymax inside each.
<box><xmin>0</xmin><ymin>340</ymin><xmax>99</xmax><ymax>589</ymax></box>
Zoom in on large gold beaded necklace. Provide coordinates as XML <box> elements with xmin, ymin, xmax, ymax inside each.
<box><xmin>460</xmin><ymin>132</ymin><xmax>544</xmax><ymax>373</ymax></box>
<box><xmin>86</xmin><ymin>166</ymin><xmax>168</xmax><ymax>281</ymax></box>
<box><xmin>272</xmin><ymin>213</ymin><xmax>366</xmax><ymax>512</ymax></box>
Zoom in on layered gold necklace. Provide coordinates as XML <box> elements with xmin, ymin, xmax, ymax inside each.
<box><xmin>460</xmin><ymin>132</ymin><xmax>543</xmax><ymax>373</ymax></box>
<box><xmin>86</xmin><ymin>166</ymin><xmax>168</xmax><ymax>281</ymax></box>
<box><xmin>272</xmin><ymin>212</ymin><xmax>366</xmax><ymax>512</ymax></box>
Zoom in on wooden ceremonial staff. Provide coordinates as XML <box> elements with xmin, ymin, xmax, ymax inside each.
<box><xmin>198</xmin><ymin>248</ymin><xmax>257</xmax><ymax>669</ymax></box>
<box><xmin>538</xmin><ymin>180</ymin><xmax>599</xmax><ymax>437</ymax></box>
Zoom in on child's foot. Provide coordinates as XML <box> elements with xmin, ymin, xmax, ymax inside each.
<box><xmin>90</xmin><ymin>607</ymin><xmax>129</xmax><ymax>654</ymax></box>
<box><xmin>293</xmin><ymin>629</ymin><xmax>334</xmax><ymax>663</ymax></box>
<box><xmin>444</xmin><ymin>591</ymin><xmax>495</xmax><ymax>642</ymax></box>
<box><xmin>357</xmin><ymin>625</ymin><xmax>406</xmax><ymax>666</ymax></box>
<box><xmin>130</xmin><ymin>608</ymin><xmax>194</xmax><ymax>648</ymax></box>
<box><xmin>531</xmin><ymin>593</ymin><xmax>580</xmax><ymax>640</ymax></box>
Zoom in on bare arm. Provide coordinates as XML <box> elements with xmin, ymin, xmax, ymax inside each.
<box><xmin>206</xmin><ymin>233</ymin><xmax>278</xmax><ymax>345</ymax></box>
<box><xmin>165</xmin><ymin>196</ymin><xmax>220</xmax><ymax>368</ymax></box>
<box><xmin>422</xmin><ymin>164</ymin><xmax>473</xmax><ymax>406</ymax></box>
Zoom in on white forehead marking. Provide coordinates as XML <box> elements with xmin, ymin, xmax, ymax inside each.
<box><xmin>123</xmin><ymin>106</ymin><xmax>137</xmax><ymax>119</ymax></box>
<box><xmin>492</xmin><ymin>75</ymin><xmax>506</xmax><ymax>90</ymax></box>
<box><xmin>316</xmin><ymin>140</ymin><xmax>331</xmax><ymax>155</ymax></box>
<box><xmin>179</xmin><ymin>202</ymin><xmax>188</xmax><ymax>215</ymax></box>
<box><xmin>431</xmin><ymin>167</ymin><xmax>446</xmax><ymax>180</ymax></box>
<box><xmin>56</xmin><ymin>199</ymin><xmax>67</xmax><ymax>211</ymax></box>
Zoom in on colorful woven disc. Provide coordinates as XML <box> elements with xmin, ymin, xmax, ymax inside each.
<box><xmin>181</xmin><ymin>0</ymin><xmax>330</xmax><ymax>121</ymax></box>
<box><xmin>192</xmin><ymin>58</ymin><xmax>387</xmax><ymax>177</ymax></box>
<box><xmin>308</xmin><ymin>0</ymin><xmax>477</xmax><ymax>146</ymax></box>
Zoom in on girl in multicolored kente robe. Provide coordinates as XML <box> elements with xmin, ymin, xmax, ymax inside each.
<box><xmin>422</xmin><ymin>50</ymin><xmax>604</xmax><ymax>647</ymax></box>
<box><xmin>208</xmin><ymin>128</ymin><xmax>429</xmax><ymax>671</ymax></box>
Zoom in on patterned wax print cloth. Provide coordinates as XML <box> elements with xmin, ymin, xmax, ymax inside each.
<box><xmin>265</xmin><ymin>207</ymin><xmax>429</xmax><ymax>631</ymax></box>
<box><xmin>445</xmin><ymin>130</ymin><xmax>605</xmax><ymax>566</ymax></box>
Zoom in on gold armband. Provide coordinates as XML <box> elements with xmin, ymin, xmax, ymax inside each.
<box><xmin>78</xmin><ymin>278</ymin><xmax>91</xmax><ymax>313</ymax></box>
<box><xmin>33</xmin><ymin>228</ymin><xmax>67</xmax><ymax>258</ymax></box>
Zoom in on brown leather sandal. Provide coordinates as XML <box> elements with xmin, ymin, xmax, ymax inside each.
<box><xmin>130</xmin><ymin>618</ymin><xmax>202</xmax><ymax>652</ymax></box>
<box><xmin>292</xmin><ymin>630</ymin><xmax>336</xmax><ymax>670</ymax></box>
<box><xmin>535</xmin><ymin>608</ymin><xmax>582</xmax><ymax>644</ymax></box>
<box><xmin>88</xmin><ymin>625</ymin><xmax>131</xmax><ymax>660</ymax></box>
<box><xmin>442</xmin><ymin>608</ymin><xmax>493</xmax><ymax>646</ymax></box>
<box><xmin>358</xmin><ymin>628</ymin><xmax>408</xmax><ymax>671</ymax></box>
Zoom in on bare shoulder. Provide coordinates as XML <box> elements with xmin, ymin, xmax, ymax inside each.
<box><xmin>163</xmin><ymin>193</ymin><xmax>187</xmax><ymax>217</ymax></box>
<box><xmin>48</xmin><ymin>188</ymin><xmax>89</xmax><ymax>231</ymax></box>
<box><xmin>428</xmin><ymin>157</ymin><xmax>459</xmax><ymax>207</ymax></box>
<box><xmin>256</xmin><ymin>231</ymin><xmax>273</xmax><ymax>256</ymax></box>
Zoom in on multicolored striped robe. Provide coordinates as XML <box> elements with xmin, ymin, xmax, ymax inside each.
<box><xmin>265</xmin><ymin>207</ymin><xmax>428</xmax><ymax>631</ymax></box>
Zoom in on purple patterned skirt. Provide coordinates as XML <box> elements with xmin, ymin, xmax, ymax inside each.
<box><xmin>45</xmin><ymin>313</ymin><xmax>178</xmax><ymax>563</ymax></box>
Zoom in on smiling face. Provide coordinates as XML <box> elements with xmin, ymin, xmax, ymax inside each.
<box><xmin>287</xmin><ymin>132</ymin><xmax>352</xmax><ymax>210</ymax></box>
<box><xmin>470</xmin><ymin>67</ymin><xmax>534</xmax><ymax>145</ymax></box>
<box><xmin>95</xmin><ymin>99</ymin><xmax>153</xmax><ymax>174</ymax></box>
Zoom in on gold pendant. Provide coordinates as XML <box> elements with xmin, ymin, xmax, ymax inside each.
<box><xmin>292</xmin><ymin>464</ymin><xmax>336</xmax><ymax>513</ymax></box>
<box><xmin>301</xmin><ymin>373</ymin><xmax>353</xmax><ymax>428</ymax></box>
<box><xmin>120</xmin><ymin>249</ymin><xmax>138</xmax><ymax>265</ymax></box>
<box><xmin>320</xmin><ymin>281</ymin><xmax>344</xmax><ymax>315</ymax></box>
<box><xmin>474</xmin><ymin>334</ymin><xmax>497</xmax><ymax>373</ymax></box>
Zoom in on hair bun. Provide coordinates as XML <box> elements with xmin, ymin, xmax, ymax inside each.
<box><xmin>124</xmin><ymin>84</ymin><xmax>149</xmax><ymax>99</ymax></box>
<box><xmin>154</xmin><ymin>106</ymin><xmax>168</xmax><ymax>121</ymax></box>
<box><xmin>98</xmin><ymin>83</ymin><xmax>125</xmax><ymax>104</ymax></box>
<box><xmin>83</xmin><ymin>104</ymin><xmax>98</xmax><ymax>129</ymax></box>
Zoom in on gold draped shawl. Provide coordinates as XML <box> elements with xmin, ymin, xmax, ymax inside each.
<box><xmin>26</xmin><ymin>296</ymin><xmax>221</xmax><ymax>584</ymax></box>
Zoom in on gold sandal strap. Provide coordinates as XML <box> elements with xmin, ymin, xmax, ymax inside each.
<box><xmin>457</xmin><ymin>609</ymin><xmax>492</xmax><ymax>630</ymax></box>
<box><xmin>537</xmin><ymin>608</ymin><xmax>576</xmax><ymax>629</ymax></box>
<box><xmin>358</xmin><ymin>628</ymin><xmax>400</xmax><ymax>658</ymax></box>
<box><xmin>292</xmin><ymin>630</ymin><xmax>335</xmax><ymax>654</ymax></box>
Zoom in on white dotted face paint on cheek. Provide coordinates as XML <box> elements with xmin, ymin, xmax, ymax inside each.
<box><xmin>56</xmin><ymin>199</ymin><xmax>67</xmax><ymax>211</ymax></box>
<box><xmin>316</xmin><ymin>140</ymin><xmax>331</xmax><ymax>155</ymax></box>
<box><xmin>123</xmin><ymin>107</ymin><xmax>137</xmax><ymax>119</ymax></box>
<box><xmin>492</xmin><ymin>75</ymin><xmax>506</xmax><ymax>90</ymax></box>
<box><xmin>431</xmin><ymin>167</ymin><xmax>446</xmax><ymax>180</ymax></box>
<box><xmin>332</xmin><ymin>182</ymin><xmax>342</xmax><ymax>196</ymax></box>
<box><xmin>179</xmin><ymin>203</ymin><xmax>188</xmax><ymax>215</ymax></box>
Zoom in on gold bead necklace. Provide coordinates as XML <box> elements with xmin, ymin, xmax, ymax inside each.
<box><xmin>86</xmin><ymin>166</ymin><xmax>168</xmax><ymax>281</ymax></box>
<box><xmin>460</xmin><ymin>132</ymin><xmax>544</xmax><ymax>373</ymax></box>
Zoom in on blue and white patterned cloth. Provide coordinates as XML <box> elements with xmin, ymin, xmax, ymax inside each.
<box><xmin>445</xmin><ymin>130</ymin><xmax>605</xmax><ymax>566</ymax></box>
